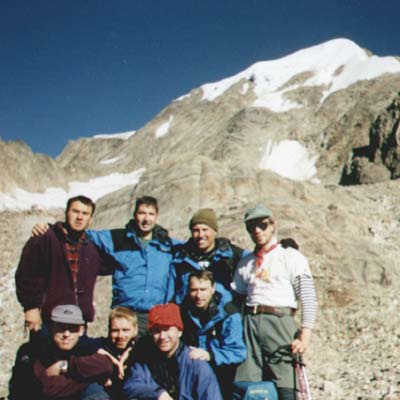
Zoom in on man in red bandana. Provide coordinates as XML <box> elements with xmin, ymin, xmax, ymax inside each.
<box><xmin>232</xmin><ymin>205</ymin><xmax>318</xmax><ymax>400</ymax></box>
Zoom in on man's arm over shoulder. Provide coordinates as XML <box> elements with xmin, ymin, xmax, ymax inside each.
<box><xmin>86</xmin><ymin>229</ymin><xmax>115</xmax><ymax>253</ymax></box>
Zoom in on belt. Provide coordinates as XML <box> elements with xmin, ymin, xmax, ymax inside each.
<box><xmin>244</xmin><ymin>305</ymin><xmax>296</xmax><ymax>317</ymax></box>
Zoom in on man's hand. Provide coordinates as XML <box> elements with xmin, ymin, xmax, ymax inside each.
<box><xmin>25</xmin><ymin>308</ymin><xmax>42</xmax><ymax>332</ymax></box>
<box><xmin>158</xmin><ymin>391</ymin><xmax>174</xmax><ymax>400</ymax></box>
<box><xmin>97</xmin><ymin>348</ymin><xmax>125</xmax><ymax>380</ymax></box>
<box><xmin>32</xmin><ymin>223</ymin><xmax>50</xmax><ymax>237</ymax></box>
<box><xmin>119</xmin><ymin>346</ymin><xmax>132</xmax><ymax>366</ymax></box>
<box><xmin>291</xmin><ymin>327</ymin><xmax>311</xmax><ymax>355</ymax></box>
<box><xmin>188</xmin><ymin>346</ymin><xmax>211</xmax><ymax>361</ymax></box>
<box><xmin>45</xmin><ymin>361</ymin><xmax>64</xmax><ymax>376</ymax></box>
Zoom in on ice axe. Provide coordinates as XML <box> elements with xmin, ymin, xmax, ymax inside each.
<box><xmin>295</xmin><ymin>354</ymin><xmax>312</xmax><ymax>400</ymax></box>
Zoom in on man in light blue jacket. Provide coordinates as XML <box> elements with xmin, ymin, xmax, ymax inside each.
<box><xmin>180</xmin><ymin>270</ymin><xmax>246</xmax><ymax>399</ymax></box>
<box><xmin>88</xmin><ymin>196</ymin><xmax>177</xmax><ymax>337</ymax></box>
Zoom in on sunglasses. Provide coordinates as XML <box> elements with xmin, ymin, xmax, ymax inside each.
<box><xmin>246</xmin><ymin>220</ymin><xmax>271</xmax><ymax>233</ymax></box>
<box><xmin>52</xmin><ymin>323</ymin><xmax>82</xmax><ymax>333</ymax></box>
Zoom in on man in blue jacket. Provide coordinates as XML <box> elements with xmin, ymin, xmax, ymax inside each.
<box><xmin>173</xmin><ymin>208</ymin><xmax>247</xmax><ymax>304</ymax></box>
<box><xmin>181</xmin><ymin>271</ymin><xmax>246</xmax><ymax>399</ymax></box>
<box><xmin>123</xmin><ymin>303</ymin><xmax>222</xmax><ymax>400</ymax></box>
<box><xmin>85</xmin><ymin>196</ymin><xmax>176</xmax><ymax>337</ymax></box>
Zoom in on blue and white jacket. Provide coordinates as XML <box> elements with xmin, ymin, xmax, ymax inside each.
<box><xmin>172</xmin><ymin>238</ymin><xmax>248</xmax><ymax>304</ymax></box>
<box><xmin>181</xmin><ymin>286</ymin><xmax>247</xmax><ymax>367</ymax></box>
<box><xmin>87</xmin><ymin>221</ymin><xmax>175</xmax><ymax>312</ymax></box>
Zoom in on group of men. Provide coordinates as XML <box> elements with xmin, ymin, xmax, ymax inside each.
<box><xmin>10</xmin><ymin>194</ymin><xmax>317</xmax><ymax>400</ymax></box>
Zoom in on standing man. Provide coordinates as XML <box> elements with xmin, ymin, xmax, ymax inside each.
<box><xmin>123</xmin><ymin>303</ymin><xmax>223</xmax><ymax>400</ymax></box>
<box><xmin>173</xmin><ymin>208</ymin><xmax>247</xmax><ymax>304</ymax></box>
<box><xmin>16</xmin><ymin>195</ymin><xmax>114</xmax><ymax>332</ymax></box>
<box><xmin>87</xmin><ymin>196</ymin><xmax>176</xmax><ymax>336</ymax></box>
<box><xmin>232</xmin><ymin>205</ymin><xmax>318</xmax><ymax>400</ymax></box>
<box><xmin>180</xmin><ymin>271</ymin><xmax>246</xmax><ymax>399</ymax></box>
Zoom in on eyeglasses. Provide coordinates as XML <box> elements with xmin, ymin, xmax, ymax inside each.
<box><xmin>246</xmin><ymin>220</ymin><xmax>270</xmax><ymax>233</ymax></box>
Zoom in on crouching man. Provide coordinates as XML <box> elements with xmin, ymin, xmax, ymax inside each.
<box><xmin>9</xmin><ymin>305</ymin><xmax>116</xmax><ymax>400</ymax></box>
<box><xmin>123</xmin><ymin>303</ymin><xmax>223</xmax><ymax>400</ymax></box>
<box><xmin>180</xmin><ymin>271</ymin><xmax>246</xmax><ymax>399</ymax></box>
<box><xmin>81</xmin><ymin>306</ymin><xmax>138</xmax><ymax>399</ymax></box>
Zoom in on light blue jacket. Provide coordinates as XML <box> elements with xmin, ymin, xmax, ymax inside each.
<box><xmin>181</xmin><ymin>285</ymin><xmax>247</xmax><ymax>367</ymax></box>
<box><xmin>87</xmin><ymin>221</ymin><xmax>175</xmax><ymax>312</ymax></box>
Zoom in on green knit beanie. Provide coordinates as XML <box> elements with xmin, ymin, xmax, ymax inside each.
<box><xmin>189</xmin><ymin>208</ymin><xmax>218</xmax><ymax>232</ymax></box>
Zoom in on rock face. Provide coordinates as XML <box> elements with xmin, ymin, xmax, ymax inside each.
<box><xmin>1</xmin><ymin>38</ymin><xmax>400</xmax><ymax>399</ymax></box>
<box><xmin>341</xmin><ymin>93</ymin><xmax>400</xmax><ymax>184</ymax></box>
<box><xmin>0</xmin><ymin>139</ymin><xmax>68</xmax><ymax>193</ymax></box>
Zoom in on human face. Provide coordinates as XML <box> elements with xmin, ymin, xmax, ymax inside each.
<box><xmin>66</xmin><ymin>201</ymin><xmax>93</xmax><ymax>232</ymax></box>
<box><xmin>51</xmin><ymin>322</ymin><xmax>84</xmax><ymax>351</ymax></box>
<box><xmin>246</xmin><ymin>218</ymin><xmax>275</xmax><ymax>248</ymax></box>
<box><xmin>189</xmin><ymin>277</ymin><xmax>215</xmax><ymax>310</ymax></box>
<box><xmin>110</xmin><ymin>317</ymin><xmax>137</xmax><ymax>350</ymax></box>
<box><xmin>134</xmin><ymin>204</ymin><xmax>158</xmax><ymax>239</ymax></box>
<box><xmin>151</xmin><ymin>326</ymin><xmax>182</xmax><ymax>358</ymax></box>
<box><xmin>191</xmin><ymin>224</ymin><xmax>217</xmax><ymax>253</ymax></box>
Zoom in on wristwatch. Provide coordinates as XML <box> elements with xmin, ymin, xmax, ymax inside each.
<box><xmin>59</xmin><ymin>360</ymin><xmax>68</xmax><ymax>374</ymax></box>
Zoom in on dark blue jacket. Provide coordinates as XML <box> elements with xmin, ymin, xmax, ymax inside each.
<box><xmin>88</xmin><ymin>221</ymin><xmax>176</xmax><ymax>312</ymax></box>
<box><xmin>181</xmin><ymin>286</ymin><xmax>246</xmax><ymax>367</ymax></box>
<box><xmin>172</xmin><ymin>238</ymin><xmax>248</xmax><ymax>304</ymax></box>
<box><xmin>123</xmin><ymin>339</ymin><xmax>223</xmax><ymax>399</ymax></box>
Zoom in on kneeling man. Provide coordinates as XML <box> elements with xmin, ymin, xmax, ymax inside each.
<box><xmin>181</xmin><ymin>271</ymin><xmax>246</xmax><ymax>399</ymax></box>
<box><xmin>123</xmin><ymin>303</ymin><xmax>223</xmax><ymax>400</ymax></box>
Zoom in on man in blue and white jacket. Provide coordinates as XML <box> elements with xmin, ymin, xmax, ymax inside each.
<box><xmin>181</xmin><ymin>270</ymin><xmax>246</xmax><ymax>400</ymax></box>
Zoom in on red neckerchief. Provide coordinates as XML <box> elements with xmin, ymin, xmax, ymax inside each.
<box><xmin>254</xmin><ymin>241</ymin><xmax>279</xmax><ymax>269</ymax></box>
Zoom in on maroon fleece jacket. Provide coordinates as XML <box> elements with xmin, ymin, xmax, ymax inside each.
<box><xmin>15</xmin><ymin>223</ymin><xmax>114</xmax><ymax>322</ymax></box>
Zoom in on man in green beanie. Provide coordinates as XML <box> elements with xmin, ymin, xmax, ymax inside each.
<box><xmin>172</xmin><ymin>208</ymin><xmax>248</xmax><ymax>304</ymax></box>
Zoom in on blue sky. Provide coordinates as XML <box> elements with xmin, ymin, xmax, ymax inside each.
<box><xmin>1</xmin><ymin>0</ymin><xmax>399</xmax><ymax>157</ymax></box>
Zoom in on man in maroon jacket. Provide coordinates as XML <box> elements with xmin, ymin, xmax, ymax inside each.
<box><xmin>9</xmin><ymin>305</ymin><xmax>116</xmax><ymax>400</ymax></box>
<box><xmin>15</xmin><ymin>195</ymin><xmax>114</xmax><ymax>332</ymax></box>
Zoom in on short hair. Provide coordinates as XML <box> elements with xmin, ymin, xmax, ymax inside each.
<box><xmin>133</xmin><ymin>195</ymin><xmax>159</xmax><ymax>215</ymax></box>
<box><xmin>66</xmin><ymin>195</ymin><xmax>96</xmax><ymax>216</ymax></box>
<box><xmin>188</xmin><ymin>270</ymin><xmax>216</xmax><ymax>286</ymax></box>
<box><xmin>108</xmin><ymin>306</ymin><xmax>138</xmax><ymax>330</ymax></box>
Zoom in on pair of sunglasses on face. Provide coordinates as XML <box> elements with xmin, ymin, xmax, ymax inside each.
<box><xmin>246</xmin><ymin>220</ymin><xmax>271</xmax><ymax>233</ymax></box>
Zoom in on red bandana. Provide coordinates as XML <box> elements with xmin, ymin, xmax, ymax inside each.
<box><xmin>254</xmin><ymin>242</ymin><xmax>279</xmax><ymax>269</ymax></box>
